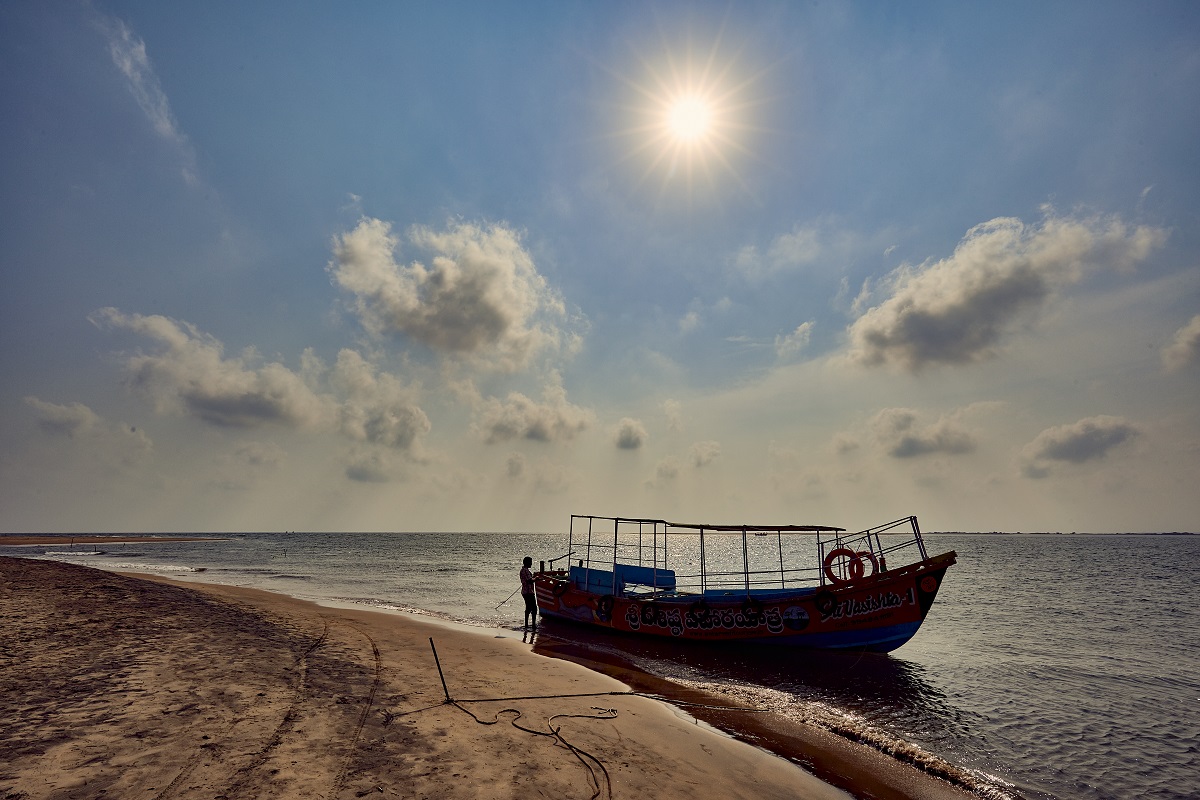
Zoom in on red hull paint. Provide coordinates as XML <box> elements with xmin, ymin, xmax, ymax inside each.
<box><xmin>534</xmin><ymin>552</ymin><xmax>956</xmax><ymax>650</ymax></box>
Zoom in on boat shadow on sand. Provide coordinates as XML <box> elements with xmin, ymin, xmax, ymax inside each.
<box><xmin>530</xmin><ymin>615</ymin><xmax>964</xmax><ymax>740</ymax></box>
<box><xmin>529</xmin><ymin>618</ymin><xmax>999</xmax><ymax>798</ymax></box>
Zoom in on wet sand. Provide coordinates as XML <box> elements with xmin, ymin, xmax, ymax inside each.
<box><xmin>0</xmin><ymin>557</ymin><xmax>975</xmax><ymax>799</ymax></box>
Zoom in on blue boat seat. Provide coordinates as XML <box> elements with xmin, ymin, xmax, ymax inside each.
<box><xmin>615</xmin><ymin>563</ymin><xmax>676</xmax><ymax>592</ymax></box>
<box><xmin>569</xmin><ymin>565</ymin><xmax>614</xmax><ymax>595</ymax></box>
<box><xmin>569</xmin><ymin>564</ymin><xmax>676</xmax><ymax>595</ymax></box>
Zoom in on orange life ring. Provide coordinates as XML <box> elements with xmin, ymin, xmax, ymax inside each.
<box><xmin>823</xmin><ymin>548</ymin><xmax>857</xmax><ymax>583</ymax></box>
<box><xmin>822</xmin><ymin>547</ymin><xmax>878</xmax><ymax>584</ymax></box>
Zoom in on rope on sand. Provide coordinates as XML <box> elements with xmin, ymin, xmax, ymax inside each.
<box><xmin>450</xmin><ymin>700</ymin><xmax>616</xmax><ymax>800</ymax></box>
<box><xmin>383</xmin><ymin>638</ymin><xmax>780</xmax><ymax>800</ymax></box>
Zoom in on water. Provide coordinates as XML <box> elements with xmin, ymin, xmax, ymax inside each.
<box><xmin>3</xmin><ymin>531</ymin><xmax>1197</xmax><ymax>800</ymax></box>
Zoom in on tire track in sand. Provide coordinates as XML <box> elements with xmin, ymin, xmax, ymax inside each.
<box><xmin>152</xmin><ymin>619</ymin><xmax>329</xmax><ymax>800</ymax></box>
<box><xmin>219</xmin><ymin>619</ymin><xmax>330</xmax><ymax>797</ymax></box>
<box><xmin>327</xmin><ymin>622</ymin><xmax>383</xmax><ymax>799</ymax></box>
<box><xmin>150</xmin><ymin>612</ymin><xmax>382</xmax><ymax>800</ymax></box>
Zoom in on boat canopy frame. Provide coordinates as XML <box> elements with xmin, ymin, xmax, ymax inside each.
<box><xmin>547</xmin><ymin>514</ymin><xmax>931</xmax><ymax>599</ymax></box>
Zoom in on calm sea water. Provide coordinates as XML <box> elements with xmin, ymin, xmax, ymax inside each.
<box><xmin>4</xmin><ymin>532</ymin><xmax>1197</xmax><ymax>800</ymax></box>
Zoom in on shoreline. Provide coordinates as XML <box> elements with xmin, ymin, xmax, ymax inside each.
<box><xmin>1</xmin><ymin>556</ymin><xmax>978</xmax><ymax>799</ymax></box>
<box><xmin>0</xmin><ymin>535</ymin><xmax>222</xmax><ymax>546</ymax></box>
<box><xmin>529</xmin><ymin>637</ymin><xmax>987</xmax><ymax>800</ymax></box>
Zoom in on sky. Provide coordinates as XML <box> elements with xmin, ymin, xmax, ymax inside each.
<box><xmin>2</xmin><ymin>1</ymin><xmax>1199</xmax><ymax>534</ymax></box>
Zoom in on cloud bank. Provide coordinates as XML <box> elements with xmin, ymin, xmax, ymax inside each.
<box><xmin>848</xmin><ymin>214</ymin><xmax>1166</xmax><ymax>372</ymax></box>
<box><xmin>331</xmin><ymin>350</ymin><xmax>430</xmax><ymax>451</ymax></box>
<box><xmin>775</xmin><ymin>321</ymin><xmax>814</xmax><ymax>360</ymax></box>
<box><xmin>1162</xmin><ymin>314</ymin><xmax>1200</xmax><ymax>373</ymax></box>
<box><xmin>25</xmin><ymin>396</ymin><xmax>153</xmax><ymax>465</ymax></box>
<box><xmin>613</xmin><ymin>417</ymin><xmax>648</xmax><ymax>449</ymax></box>
<box><xmin>1020</xmin><ymin>415</ymin><xmax>1140</xmax><ymax>478</ymax></box>
<box><xmin>690</xmin><ymin>440</ymin><xmax>721</xmax><ymax>466</ymax></box>
<box><xmin>329</xmin><ymin>218</ymin><xmax>571</xmax><ymax>372</ymax></box>
<box><xmin>89</xmin><ymin>308</ymin><xmax>429</xmax><ymax>457</ymax></box>
<box><xmin>870</xmin><ymin>408</ymin><xmax>976</xmax><ymax>458</ymax></box>
<box><xmin>90</xmin><ymin>308</ymin><xmax>327</xmax><ymax>429</ymax></box>
<box><xmin>474</xmin><ymin>384</ymin><xmax>593</xmax><ymax>444</ymax></box>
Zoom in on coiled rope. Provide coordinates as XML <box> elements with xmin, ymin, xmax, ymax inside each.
<box><xmin>451</xmin><ymin>700</ymin><xmax>616</xmax><ymax>800</ymax></box>
<box><xmin>387</xmin><ymin>639</ymin><xmax>775</xmax><ymax>800</ymax></box>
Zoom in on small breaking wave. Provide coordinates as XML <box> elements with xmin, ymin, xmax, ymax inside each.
<box><xmin>110</xmin><ymin>561</ymin><xmax>210</xmax><ymax>574</ymax></box>
<box><xmin>675</xmin><ymin>679</ymin><xmax>1022</xmax><ymax>800</ymax></box>
<box><xmin>331</xmin><ymin>596</ymin><xmax>490</xmax><ymax>629</ymax></box>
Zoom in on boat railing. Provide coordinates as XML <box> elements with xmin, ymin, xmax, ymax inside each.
<box><xmin>817</xmin><ymin>515</ymin><xmax>929</xmax><ymax>584</ymax></box>
<box><xmin>561</xmin><ymin>514</ymin><xmax>932</xmax><ymax>597</ymax></box>
<box><xmin>668</xmin><ymin>564</ymin><xmax>826</xmax><ymax>594</ymax></box>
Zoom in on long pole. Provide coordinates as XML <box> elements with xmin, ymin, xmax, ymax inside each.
<box><xmin>495</xmin><ymin>587</ymin><xmax>520</xmax><ymax>610</ymax></box>
<box><xmin>429</xmin><ymin>638</ymin><xmax>451</xmax><ymax>703</ymax></box>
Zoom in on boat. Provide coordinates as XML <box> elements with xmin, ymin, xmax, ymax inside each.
<box><xmin>533</xmin><ymin>515</ymin><xmax>956</xmax><ymax>652</ymax></box>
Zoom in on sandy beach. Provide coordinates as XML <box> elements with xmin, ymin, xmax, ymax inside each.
<box><xmin>1</xmin><ymin>556</ymin><xmax>976</xmax><ymax>800</ymax></box>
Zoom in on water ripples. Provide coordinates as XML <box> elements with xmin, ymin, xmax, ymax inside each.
<box><xmin>5</xmin><ymin>531</ymin><xmax>1198</xmax><ymax>799</ymax></box>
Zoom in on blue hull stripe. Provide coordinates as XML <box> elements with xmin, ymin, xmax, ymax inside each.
<box><xmin>737</xmin><ymin>620</ymin><xmax>923</xmax><ymax>652</ymax></box>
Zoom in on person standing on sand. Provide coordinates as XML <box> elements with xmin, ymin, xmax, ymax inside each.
<box><xmin>520</xmin><ymin>556</ymin><xmax>537</xmax><ymax>629</ymax></box>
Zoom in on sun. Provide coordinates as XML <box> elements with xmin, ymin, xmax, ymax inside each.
<box><xmin>666</xmin><ymin>93</ymin><xmax>714</xmax><ymax>144</ymax></box>
<box><xmin>606</xmin><ymin>31</ymin><xmax>766</xmax><ymax>202</ymax></box>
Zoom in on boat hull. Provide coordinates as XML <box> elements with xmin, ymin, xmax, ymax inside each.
<box><xmin>534</xmin><ymin>551</ymin><xmax>955</xmax><ymax>652</ymax></box>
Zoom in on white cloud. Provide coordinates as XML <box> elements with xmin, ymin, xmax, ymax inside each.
<box><xmin>775</xmin><ymin>321</ymin><xmax>815</xmax><ymax>360</ymax></box>
<box><xmin>849</xmin><ymin>277</ymin><xmax>874</xmax><ymax>316</ymax></box>
<box><xmin>646</xmin><ymin>456</ymin><xmax>681</xmax><ymax>488</ymax></box>
<box><xmin>690</xmin><ymin>440</ymin><xmax>721</xmax><ymax>466</ymax></box>
<box><xmin>662</xmin><ymin>399</ymin><xmax>684</xmax><ymax>432</ymax></box>
<box><xmin>848</xmin><ymin>214</ymin><xmax>1167</xmax><ymax>372</ymax></box>
<box><xmin>770</xmin><ymin>225</ymin><xmax>824</xmax><ymax>266</ymax></box>
<box><xmin>90</xmin><ymin>308</ymin><xmax>329</xmax><ymax>430</ymax></box>
<box><xmin>328</xmin><ymin>217</ymin><xmax>572</xmax><ymax>372</ymax></box>
<box><xmin>24</xmin><ymin>396</ymin><xmax>152</xmax><ymax>466</ymax></box>
<box><xmin>830</xmin><ymin>433</ymin><xmax>860</xmax><ymax>455</ymax></box>
<box><xmin>1019</xmin><ymin>415</ymin><xmax>1140</xmax><ymax>478</ymax></box>
<box><xmin>26</xmin><ymin>397</ymin><xmax>101</xmax><ymax>438</ymax></box>
<box><xmin>331</xmin><ymin>349</ymin><xmax>430</xmax><ymax>451</ymax></box>
<box><xmin>474</xmin><ymin>384</ymin><xmax>593</xmax><ymax>444</ymax></box>
<box><xmin>97</xmin><ymin>15</ymin><xmax>198</xmax><ymax>185</ymax></box>
<box><xmin>1161</xmin><ymin>314</ymin><xmax>1200</xmax><ymax>373</ymax></box>
<box><xmin>344</xmin><ymin>449</ymin><xmax>393</xmax><ymax>483</ymax></box>
<box><xmin>733</xmin><ymin>224</ymin><xmax>823</xmax><ymax>281</ymax></box>
<box><xmin>89</xmin><ymin>309</ymin><xmax>431</xmax><ymax>458</ymax></box>
<box><xmin>870</xmin><ymin>407</ymin><xmax>976</xmax><ymax>458</ymax></box>
<box><xmin>613</xmin><ymin>417</ymin><xmax>648</xmax><ymax>449</ymax></box>
<box><xmin>734</xmin><ymin>218</ymin><xmax>897</xmax><ymax>286</ymax></box>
